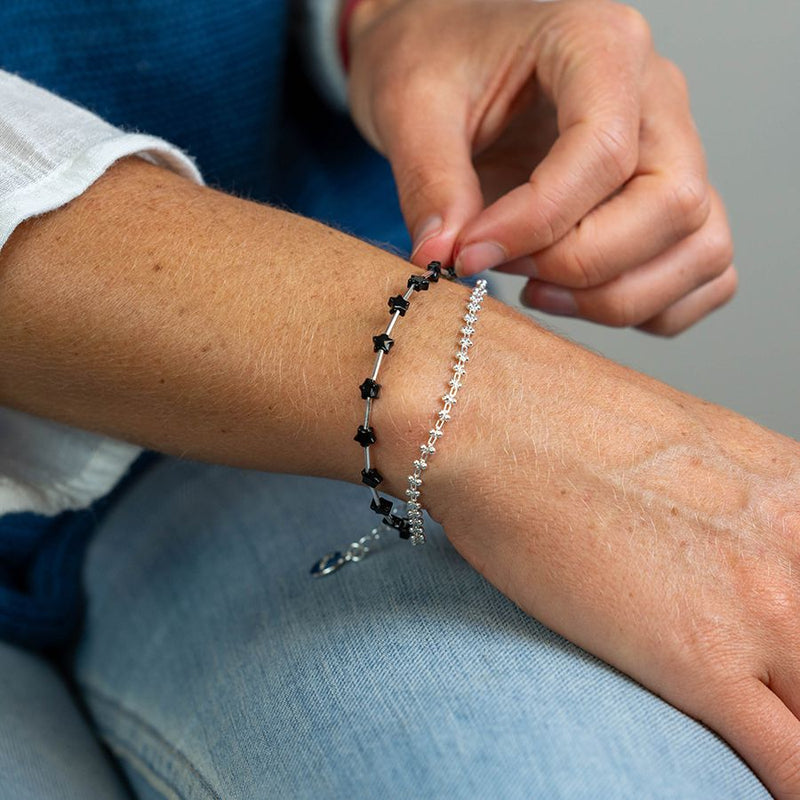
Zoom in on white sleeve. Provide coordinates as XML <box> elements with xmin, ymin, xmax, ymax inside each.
<box><xmin>0</xmin><ymin>70</ymin><xmax>203</xmax><ymax>517</ymax></box>
<box><xmin>294</xmin><ymin>0</ymin><xmax>349</xmax><ymax>111</ymax></box>
<box><xmin>0</xmin><ymin>70</ymin><xmax>202</xmax><ymax>248</ymax></box>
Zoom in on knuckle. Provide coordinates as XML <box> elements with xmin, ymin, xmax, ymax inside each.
<box><xmin>591</xmin><ymin>119</ymin><xmax>638</xmax><ymax>183</ymax></box>
<box><xmin>771</xmin><ymin>748</ymin><xmax>800</xmax><ymax>792</ymax></box>
<box><xmin>666</xmin><ymin>175</ymin><xmax>711</xmax><ymax>235</ymax></box>
<box><xmin>598</xmin><ymin>289</ymin><xmax>638</xmax><ymax>327</ymax></box>
<box><xmin>563</xmin><ymin>244</ymin><xmax>604</xmax><ymax>288</ymax></box>
<box><xmin>659</xmin><ymin>57</ymin><xmax>690</xmax><ymax>97</ymax></box>
<box><xmin>663</xmin><ymin>617</ymin><xmax>744</xmax><ymax>688</ymax></box>
<box><xmin>528</xmin><ymin>180</ymin><xmax>571</xmax><ymax>249</ymax></box>
<box><xmin>698</xmin><ymin>227</ymin><xmax>735</xmax><ymax>278</ymax></box>
<box><xmin>608</xmin><ymin>4</ymin><xmax>652</xmax><ymax>47</ymax></box>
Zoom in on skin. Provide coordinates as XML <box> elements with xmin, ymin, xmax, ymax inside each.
<box><xmin>1</xmin><ymin>160</ymin><xmax>799</xmax><ymax>798</ymax></box>
<box><xmin>346</xmin><ymin>0</ymin><xmax>737</xmax><ymax>334</ymax></box>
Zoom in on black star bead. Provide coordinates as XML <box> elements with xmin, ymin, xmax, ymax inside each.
<box><xmin>359</xmin><ymin>378</ymin><xmax>381</xmax><ymax>399</ymax></box>
<box><xmin>427</xmin><ymin>261</ymin><xmax>441</xmax><ymax>282</ymax></box>
<box><xmin>388</xmin><ymin>294</ymin><xmax>410</xmax><ymax>316</ymax></box>
<box><xmin>384</xmin><ymin>514</ymin><xmax>412</xmax><ymax>539</ymax></box>
<box><xmin>354</xmin><ymin>425</ymin><xmax>376</xmax><ymax>447</ymax></box>
<box><xmin>361</xmin><ymin>468</ymin><xmax>383</xmax><ymax>488</ymax></box>
<box><xmin>370</xmin><ymin>496</ymin><xmax>393</xmax><ymax>516</ymax></box>
<box><xmin>372</xmin><ymin>333</ymin><xmax>394</xmax><ymax>353</ymax></box>
<box><xmin>407</xmin><ymin>274</ymin><xmax>430</xmax><ymax>292</ymax></box>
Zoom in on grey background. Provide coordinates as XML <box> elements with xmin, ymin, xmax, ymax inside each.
<box><xmin>490</xmin><ymin>0</ymin><xmax>799</xmax><ymax>439</ymax></box>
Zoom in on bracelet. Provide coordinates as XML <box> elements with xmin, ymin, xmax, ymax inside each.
<box><xmin>310</xmin><ymin>269</ymin><xmax>488</xmax><ymax>577</ymax></box>
<box><xmin>404</xmin><ymin>278</ymin><xmax>488</xmax><ymax>545</ymax></box>
<box><xmin>355</xmin><ymin>261</ymin><xmax>453</xmax><ymax>542</ymax></box>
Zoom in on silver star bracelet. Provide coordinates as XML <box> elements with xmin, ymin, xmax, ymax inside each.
<box><xmin>311</xmin><ymin>265</ymin><xmax>488</xmax><ymax>577</ymax></box>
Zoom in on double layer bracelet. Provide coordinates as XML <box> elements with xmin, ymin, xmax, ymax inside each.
<box><xmin>310</xmin><ymin>263</ymin><xmax>488</xmax><ymax>577</ymax></box>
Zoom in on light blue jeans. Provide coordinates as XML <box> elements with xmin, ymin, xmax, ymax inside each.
<box><xmin>0</xmin><ymin>457</ymin><xmax>772</xmax><ymax>799</ymax></box>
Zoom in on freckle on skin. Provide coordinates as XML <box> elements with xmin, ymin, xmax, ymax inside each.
<box><xmin>153</xmin><ymin>263</ymin><xmax>163</xmax><ymax>272</ymax></box>
<box><xmin>671</xmin><ymin>506</ymin><xmax>679</xmax><ymax>516</ymax></box>
<box><xmin>201</xmin><ymin>344</ymin><xmax>211</xmax><ymax>353</ymax></box>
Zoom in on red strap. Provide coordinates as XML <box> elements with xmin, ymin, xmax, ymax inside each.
<box><xmin>338</xmin><ymin>0</ymin><xmax>369</xmax><ymax>73</ymax></box>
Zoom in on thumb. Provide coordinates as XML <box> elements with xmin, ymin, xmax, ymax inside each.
<box><xmin>385</xmin><ymin>107</ymin><xmax>484</xmax><ymax>268</ymax></box>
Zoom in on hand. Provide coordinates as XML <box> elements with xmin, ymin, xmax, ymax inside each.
<box><xmin>421</xmin><ymin>305</ymin><xmax>800</xmax><ymax>798</ymax></box>
<box><xmin>347</xmin><ymin>0</ymin><xmax>737</xmax><ymax>335</ymax></box>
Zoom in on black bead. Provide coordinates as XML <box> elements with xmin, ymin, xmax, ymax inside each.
<box><xmin>361</xmin><ymin>468</ymin><xmax>383</xmax><ymax>488</ymax></box>
<box><xmin>370</xmin><ymin>496</ymin><xmax>393</xmax><ymax>516</ymax></box>
<box><xmin>372</xmin><ymin>333</ymin><xmax>394</xmax><ymax>353</ymax></box>
<box><xmin>384</xmin><ymin>514</ymin><xmax>412</xmax><ymax>539</ymax></box>
<box><xmin>388</xmin><ymin>294</ymin><xmax>410</xmax><ymax>316</ymax></box>
<box><xmin>354</xmin><ymin>425</ymin><xmax>376</xmax><ymax>447</ymax></box>
<box><xmin>427</xmin><ymin>261</ymin><xmax>441</xmax><ymax>282</ymax></box>
<box><xmin>407</xmin><ymin>274</ymin><xmax>430</xmax><ymax>292</ymax></box>
<box><xmin>359</xmin><ymin>378</ymin><xmax>381</xmax><ymax>399</ymax></box>
<box><xmin>444</xmin><ymin>265</ymin><xmax>457</xmax><ymax>279</ymax></box>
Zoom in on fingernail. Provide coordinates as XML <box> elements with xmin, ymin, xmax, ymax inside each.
<box><xmin>524</xmin><ymin>284</ymin><xmax>577</xmax><ymax>316</ymax></box>
<box><xmin>455</xmin><ymin>241</ymin><xmax>507</xmax><ymax>275</ymax></box>
<box><xmin>411</xmin><ymin>216</ymin><xmax>443</xmax><ymax>258</ymax></box>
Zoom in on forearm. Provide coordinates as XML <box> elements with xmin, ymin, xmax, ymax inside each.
<box><xmin>0</xmin><ymin>157</ymin><xmax>525</xmax><ymax>507</ymax></box>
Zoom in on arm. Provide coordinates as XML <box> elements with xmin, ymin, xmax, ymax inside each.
<box><xmin>3</xmin><ymin>159</ymin><xmax>800</xmax><ymax>799</ymax></box>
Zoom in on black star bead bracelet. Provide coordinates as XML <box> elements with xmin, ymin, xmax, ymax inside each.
<box><xmin>353</xmin><ymin>261</ymin><xmax>453</xmax><ymax>538</ymax></box>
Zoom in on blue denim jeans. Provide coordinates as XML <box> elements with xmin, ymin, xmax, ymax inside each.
<box><xmin>0</xmin><ymin>457</ymin><xmax>771</xmax><ymax>799</ymax></box>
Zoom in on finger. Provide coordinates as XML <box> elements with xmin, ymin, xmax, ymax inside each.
<box><xmin>455</xmin><ymin>8</ymin><xmax>652</xmax><ymax>275</ymax></box>
<box><xmin>701</xmin><ymin>679</ymin><xmax>800</xmax><ymax>800</ymax></box>
<box><xmin>636</xmin><ymin>264</ymin><xmax>738</xmax><ymax>336</ymax></box>
<box><xmin>377</xmin><ymin>79</ymin><xmax>484</xmax><ymax>268</ymax></box>
<box><xmin>519</xmin><ymin>190</ymin><xmax>733</xmax><ymax>327</ymax></box>
<box><xmin>528</xmin><ymin>61</ymin><xmax>710</xmax><ymax>288</ymax></box>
